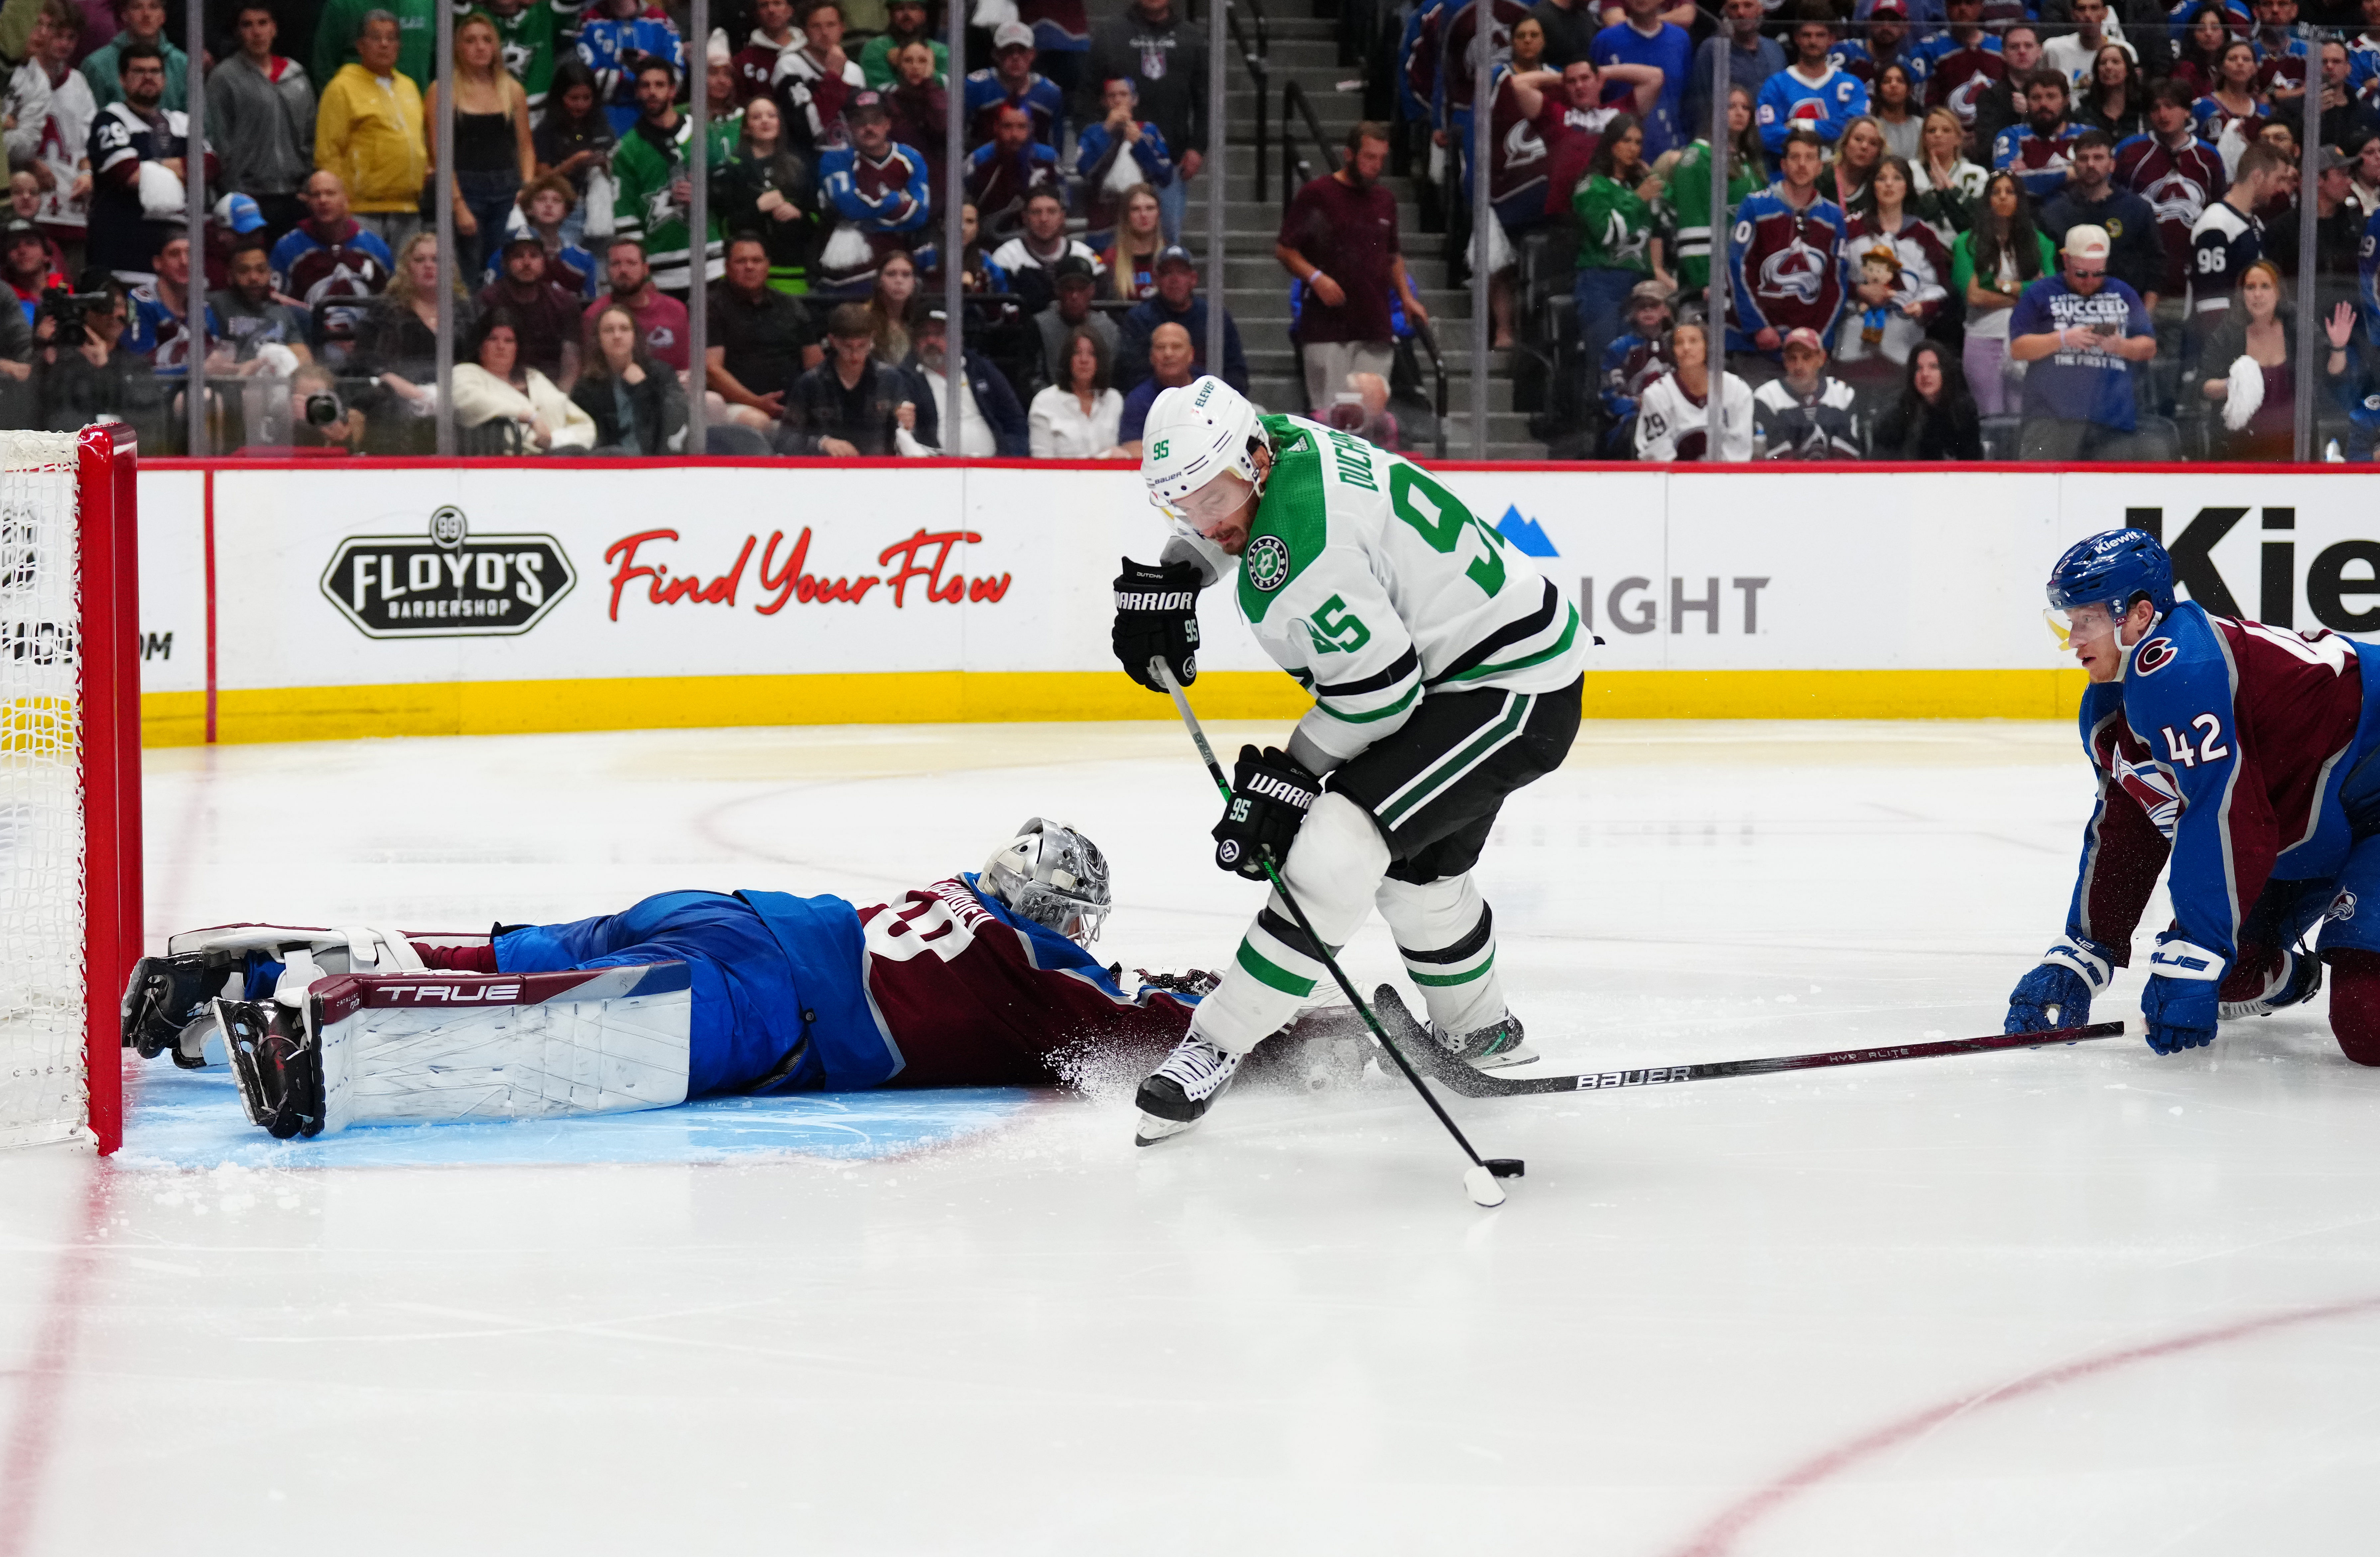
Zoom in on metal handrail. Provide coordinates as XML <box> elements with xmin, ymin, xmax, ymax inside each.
<box><xmin>1411</xmin><ymin>317</ymin><xmax>1450</xmax><ymax>461</ymax></box>
<box><xmin>1277</xmin><ymin>78</ymin><xmax>1340</xmax><ymax>215</ymax></box>
<box><xmin>1226</xmin><ymin>0</ymin><xmax>1270</xmax><ymax>201</ymax></box>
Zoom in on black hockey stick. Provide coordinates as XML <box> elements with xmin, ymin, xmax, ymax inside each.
<box><xmin>1369</xmin><ymin>983</ymin><xmax>2130</xmax><ymax>1098</ymax></box>
<box><xmin>1151</xmin><ymin>660</ymin><xmax>1523</xmax><ymax>1206</ymax></box>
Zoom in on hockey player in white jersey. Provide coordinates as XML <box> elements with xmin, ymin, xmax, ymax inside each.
<box><xmin>1111</xmin><ymin>377</ymin><xmax>1591</xmax><ymax>1142</ymax></box>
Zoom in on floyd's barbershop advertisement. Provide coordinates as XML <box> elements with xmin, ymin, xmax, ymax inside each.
<box><xmin>127</xmin><ymin>463</ymin><xmax>2380</xmax><ymax>741</ymax></box>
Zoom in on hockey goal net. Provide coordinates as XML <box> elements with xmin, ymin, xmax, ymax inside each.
<box><xmin>0</xmin><ymin>427</ymin><xmax>138</xmax><ymax>1154</ymax></box>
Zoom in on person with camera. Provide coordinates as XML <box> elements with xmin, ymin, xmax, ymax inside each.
<box><xmin>36</xmin><ymin>272</ymin><xmax>161</xmax><ymax>440</ymax></box>
<box><xmin>0</xmin><ymin>224</ymin><xmax>33</xmax><ymax>426</ymax></box>
<box><xmin>286</xmin><ymin>361</ymin><xmax>364</xmax><ymax>451</ymax></box>
<box><xmin>3</xmin><ymin>217</ymin><xmax>63</xmax><ymax>326</ymax></box>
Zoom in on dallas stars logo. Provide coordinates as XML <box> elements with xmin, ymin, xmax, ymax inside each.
<box><xmin>1244</xmin><ymin>535</ymin><xmax>1291</xmax><ymax>592</ymax></box>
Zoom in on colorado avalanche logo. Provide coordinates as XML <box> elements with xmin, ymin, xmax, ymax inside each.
<box><xmin>1945</xmin><ymin>74</ymin><xmax>1989</xmax><ymax>126</ymax></box>
<box><xmin>2133</xmin><ymin>636</ymin><xmax>2178</xmax><ymax>675</ymax></box>
<box><xmin>2142</xmin><ymin>169</ymin><xmax>2211</xmax><ymax>228</ymax></box>
<box><xmin>1758</xmin><ymin>233</ymin><xmax>1833</xmax><ymax>305</ymax></box>
<box><xmin>1502</xmin><ymin>117</ymin><xmax>1547</xmax><ymax>170</ymax></box>
<box><xmin>2115</xmin><ymin>753</ymin><xmax>2182</xmax><ymax>838</ymax></box>
<box><xmin>2330</xmin><ymin>889</ymin><xmax>2358</xmax><ymax>922</ymax></box>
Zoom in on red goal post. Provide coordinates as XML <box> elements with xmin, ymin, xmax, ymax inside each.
<box><xmin>0</xmin><ymin>426</ymin><xmax>138</xmax><ymax>1155</ymax></box>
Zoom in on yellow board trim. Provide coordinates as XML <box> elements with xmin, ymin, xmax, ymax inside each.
<box><xmin>135</xmin><ymin>668</ymin><xmax>2090</xmax><ymax>747</ymax></box>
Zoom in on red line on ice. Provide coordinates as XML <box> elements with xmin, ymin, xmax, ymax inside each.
<box><xmin>1664</xmin><ymin>1291</ymin><xmax>2380</xmax><ymax>1557</ymax></box>
<box><xmin>0</xmin><ymin>1165</ymin><xmax>115</xmax><ymax>1557</ymax></box>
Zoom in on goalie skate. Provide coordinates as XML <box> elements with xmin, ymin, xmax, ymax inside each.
<box><xmin>121</xmin><ymin>954</ymin><xmax>239</xmax><ymax>1067</ymax></box>
<box><xmin>217</xmin><ymin>997</ymin><xmax>326</xmax><ymax>1139</ymax></box>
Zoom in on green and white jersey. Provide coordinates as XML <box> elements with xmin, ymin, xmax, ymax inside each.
<box><xmin>1207</xmin><ymin>415</ymin><xmax>1588</xmax><ymax>769</ymax></box>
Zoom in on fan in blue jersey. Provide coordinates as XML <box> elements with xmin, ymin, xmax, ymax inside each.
<box><xmin>1591</xmin><ymin>0</ymin><xmax>1692</xmax><ymax>157</ymax></box>
<box><xmin>1726</xmin><ymin>128</ymin><xmax>1851</xmax><ymax>357</ymax></box>
<box><xmin>1991</xmin><ymin>68</ymin><xmax>2081</xmax><ymax>199</ymax></box>
<box><xmin>1756</xmin><ymin>8</ymin><xmax>1870</xmax><ymax>155</ymax></box>
<box><xmin>964</xmin><ymin>21</ymin><xmax>1068</xmax><ymax>150</ymax></box>
<box><xmin>2011</xmin><ymin>529</ymin><xmax>2380</xmax><ymax>1067</ymax></box>
<box><xmin>2360</xmin><ymin>196</ymin><xmax>2380</xmax><ymax>344</ymax></box>
<box><xmin>1831</xmin><ymin>0</ymin><xmax>1931</xmax><ymax>94</ymax></box>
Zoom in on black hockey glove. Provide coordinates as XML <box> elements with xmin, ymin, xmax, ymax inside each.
<box><xmin>1113</xmin><ymin>557</ymin><xmax>1203</xmax><ymax>692</ymax></box>
<box><xmin>1212</xmin><ymin>745</ymin><xmax>1319</xmax><ymax>880</ymax></box>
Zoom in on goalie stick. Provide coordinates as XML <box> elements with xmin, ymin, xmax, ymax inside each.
<box><xmin>1370</xmin><ymin>984</ymin><xmax>2130</xmax><ymax>1099</ymax></box>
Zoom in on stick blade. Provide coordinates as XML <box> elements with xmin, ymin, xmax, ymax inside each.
<box><xmin>1464</xmin><ymin>1164</ymin><xmax>1507</xmax><ymax>1207</ymax></box>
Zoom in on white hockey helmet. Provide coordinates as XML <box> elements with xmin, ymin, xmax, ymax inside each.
<box><xmin>1140</xmin><ymin>376</ymin><xmax>1270</xmax><ymax>521</ymax></box>
<box><xmin>980</xmin><ymin>818</ymin><xmax>1112</xmax><ymax>947</ymax></box>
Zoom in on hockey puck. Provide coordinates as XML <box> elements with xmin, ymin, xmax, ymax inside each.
<box><xmin>1485</xmin><ymin>1158</ymin><xmax>1525</xmax><ymax>1179</ymax></box>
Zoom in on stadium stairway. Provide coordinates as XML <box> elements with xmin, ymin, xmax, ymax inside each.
<box><xmin>1197</xmin><ymin>2</ymin><xmax>1545</xmax><ymax>457</ymax></box>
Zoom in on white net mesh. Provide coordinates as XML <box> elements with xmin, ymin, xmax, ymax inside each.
<box><xmin>0</xmin><ymin>432</ymin><xmax>88</xmax><ymax>1149</ymax></box>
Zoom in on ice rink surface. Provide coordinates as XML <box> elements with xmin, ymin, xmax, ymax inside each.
<box><xmin>7</xmin><ymin>718</ymin><xmax>2380</xmax><ymax>1555</ymax></box>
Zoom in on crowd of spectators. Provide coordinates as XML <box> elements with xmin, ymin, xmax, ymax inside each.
<box><xmin>1400</xmin><ymin>0</ymin><xmax>2380</xmax><ymax>458</ymax></box>
<box><xmin>12</xmin><ymin>0</ymin><xmax>2378</xmax><ymax>462</ymax></box>
<box><xmin>0</xmin><ymin>0</ymin><xmax>1245</xmax><ymax>457</ymax></box>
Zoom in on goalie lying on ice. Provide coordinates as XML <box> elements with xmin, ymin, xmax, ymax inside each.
<box><xmin>119</xmin><ymin>820</ymin><xmax>1246</xmax><ymax>1140</ymax></box>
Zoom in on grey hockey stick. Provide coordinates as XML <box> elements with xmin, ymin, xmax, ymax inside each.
<box><xmin>1150</xmin><ymin>659</ymin><xmax>1522</xmax><ymax>1206</ymax></box>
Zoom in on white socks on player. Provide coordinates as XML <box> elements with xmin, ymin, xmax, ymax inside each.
<box><xmin>1191</xmin><ymin>792</ymin><xmax>1390</xmax><ymax>1055</ymax></box>
<box><xmin>1376</xmin><ymin>874</ymin><xmax>1505</xmax><ymax>1038</ymax></box>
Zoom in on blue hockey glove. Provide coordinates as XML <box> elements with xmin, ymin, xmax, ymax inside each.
<box><xmin>1212</xmin><ymin>745</ymin><xmax>1318</xmax><ymax>880</ymax></box>
<box><xmin>2004</xmin><ymin>936</ymin><xmax>2113</xmax><ymax>1034</ymax></box>
<box><xmin>2141</xmin><ymin>935</ymin><xmax>2225</xmax><ymax>1054</ymax></box>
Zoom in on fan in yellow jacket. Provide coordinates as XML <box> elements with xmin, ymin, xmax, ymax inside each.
<box><xmin>313</xmin><ymin>25</ymin><xmax>426</xmax><ymax>222</ymax></box>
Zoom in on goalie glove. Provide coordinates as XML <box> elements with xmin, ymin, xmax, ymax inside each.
<box><xmin>1113</xmin><ymin>557</ymin><xmax>1202</xmax><ymax>692</ymax></box>
<box><xmin>1212</xmin><ymin>745</ymin><xmax>1319</xmax><ymax>880</ymax></box>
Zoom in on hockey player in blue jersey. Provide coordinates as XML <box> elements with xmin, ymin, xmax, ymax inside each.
<box><xmin>121</xmin><ymin>822</ymin><xmax>1275</xmax><ymax>1140</ymax></box>
<box><xmin>2008</xmin><ymin>529</ymin><xmax>2380</xmax><ymax>1067</ymax></box>
<box><xmin>1756</xmin><ymin>8</ymin><xmax>1871</xmax><ymax>155</ymax></box>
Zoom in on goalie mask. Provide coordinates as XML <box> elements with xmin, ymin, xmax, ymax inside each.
<box><xmin>981</xmin><ymin>819</ymin><xmax>1112</xmax><ymax>947</ymax></box>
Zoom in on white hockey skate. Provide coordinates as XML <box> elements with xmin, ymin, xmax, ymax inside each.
<box><xmin>1134</xmin><ymin>1034</ymin><xmax>1242</xmax><ymax>1145</ymax></box>
<box><xmin>1427</xmin><ymin>1012</ymin><xmax>1539</xmax><ymax>1070</ymax></box>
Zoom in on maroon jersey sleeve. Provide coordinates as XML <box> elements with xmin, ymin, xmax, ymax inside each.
<box><xmin>860</xmin><ymin>877</ymin><xmax>1195</xmax><ymax>1088</ymax></box>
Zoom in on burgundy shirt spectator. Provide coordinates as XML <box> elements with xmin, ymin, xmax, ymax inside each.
<box><xmin>478</xmin><ymin>233</ymin><xmax>582</xmax><ymax>382</ymax></box>
<box><xmin>1278</xmin><ymin>137</ymin><xmax>1404</xmax><ymax>347</ymax></box>
<box><xmin>884</xmin><ymin>46</ymin><xmax>949</xmax><ymax>203</ymax></box>
<box><xmin>773</xmin><ymin>0</ymin><xmax>867</xmax><ymax>148</ymax></box>
<box><xmin>1541</xmin><ymin>64</ymin><xmax>1619</xmax><ymax>217</ymax></box>
<box><xmin>585</xmin><ymin>236</ymin><xmax>690</xmax><ymax>371</ymax></box>
<box><xmin>731</xmin><ymin>0</ymin><xmax>800</xmax><ymax>106</ymax></box>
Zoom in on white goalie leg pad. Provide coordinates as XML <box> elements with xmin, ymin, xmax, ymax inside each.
<box><xmin>1191</xmin><ymin>792</ymin><xmax>1391</xmax><ymax>1055</ymax></box>
<box><xmin>1375</xmin><ymin>873</ymin><xmax>1506</xmax><ymax>1037</ymax></box>
<box><xmin>309</xmin><ymin>963</ymin><xmax>693</xmax><ymax>1134</ymax></box>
